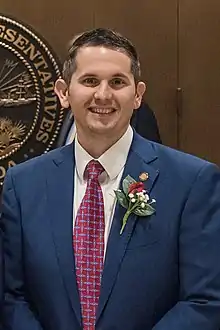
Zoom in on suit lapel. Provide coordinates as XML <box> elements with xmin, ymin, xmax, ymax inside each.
<box><xmin>46</xmin><ymin>143</ymin><xmax>82</xmax><ymax>326</ymax></box>
<box><xmin>96</xmin><ymin>133</ymin><xmax>159</xmax><ymax>322</ymax></box>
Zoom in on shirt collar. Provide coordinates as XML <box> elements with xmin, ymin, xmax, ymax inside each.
<box><xmin>75</xmin><ymin>125</ymin><xmax>133</xmax><ymax>182</ymax></box>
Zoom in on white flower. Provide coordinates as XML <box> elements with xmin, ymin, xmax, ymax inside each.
<box><xmin>145</xmin><ymin>194</ymin><xmax>150</xmax><ymax>202</ymax></box>
<box><xmin>151</xmin><ymin>198</ymin><xmax>156</xmax><ymax>203</ymax></box>
<box><xmin>131</xmin><ymin>198</ymin><xmax>136</xmax><ymax>203</ymax></box>
<box><xmin>139</xmin><ymin>196</ymin><xmax>144</xmax><ymax>201</ymax></box>
<box><xmin>128</xmin><ymin>193</ymin><xmax>134</xmax><ymax>198</ymax></box>
<box><xmin>141</xmin><ymin>202</ymin><xmax>145</xmax><ymax>208</ymax></box>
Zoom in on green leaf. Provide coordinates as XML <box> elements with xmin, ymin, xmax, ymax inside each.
<box><xmin>133</xmin><ymin>204</ymin><xmax>155</xmax><ymax>216</ymax></box>
<box><xmin>122</xmin><ymin>175</ymin><xmax>136</xmax><ymax>195</ymax></box>
<box><xmin>114</xmin><ymin>190</ymin><xmax>129</xmax><ymax>209</ymax></box>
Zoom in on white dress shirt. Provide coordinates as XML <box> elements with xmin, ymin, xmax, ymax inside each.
<box><xmin>73</xmin><ymin>125</ymin><xmax>133</xmax><ymax>252</ymax></box>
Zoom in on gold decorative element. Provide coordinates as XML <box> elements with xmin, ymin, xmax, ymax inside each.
<box><xmin>0</xmin><ymin>59</ymin><xmax>36</xmax><ymax>107</ymax></box>
<box><xmin>0</xmin><ymin>117</ymin><xmax>26</xmax><ymax>156</ymax></box>
<box><xmin>0</xmin><ymin>14</ymin><xmax>64</xmax><ymax>186</ymax></box>
<box><xmin>0</xmin><ymin>44</ymin><xmax>41</xmax><ymax>160</ymax></box>
<box><xmin>139</xmin><ymin>172</ymin><xmax>149</xmax><ymax>181</ymax></box>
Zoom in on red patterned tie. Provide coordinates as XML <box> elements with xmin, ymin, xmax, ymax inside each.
<box><xmin>73</xmin><ymin>160</ymin><xmax>105</xmax><ymax>330</ymax></box>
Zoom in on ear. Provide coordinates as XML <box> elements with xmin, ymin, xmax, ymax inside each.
<box><xmin>134</xmin><ymin>81</ymin><xmax>146</xmax><ymax>109</ymax></box>
<box><xmin>54</xmin><ymin>78</ymin><xmax>70</xmax><ymax>108</ymax></box>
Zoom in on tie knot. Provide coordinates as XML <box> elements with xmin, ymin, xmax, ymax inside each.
<box><xmin>85</xmin><ymin>160</ymin><xmax>104</xmax><ymax>180</ymax></box>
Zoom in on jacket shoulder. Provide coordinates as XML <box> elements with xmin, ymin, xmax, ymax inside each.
<box><xmin>5</xmin><ymin>144</ymin><xmax>71</xmax><ymax>181</ymax></box>
<box><xmin>133</xmin><ymin>133</ymin><xmax>218</xmax><ymax>178</ymax></box>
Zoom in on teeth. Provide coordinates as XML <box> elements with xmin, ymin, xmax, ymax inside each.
<box><xmin>90</xmin><ymin>108</ymin><xmax>114</xmax><ymax>114</ymax></box>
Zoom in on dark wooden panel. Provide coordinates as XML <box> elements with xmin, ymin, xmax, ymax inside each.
<box><xmin>179</xmin><ymin>0</ymin><xmax>220</xmax><ymax>164</ymax></box>
<box><xmin>1</xmin><ymin>0</ymin><xmax>178</xmax><ymax>148</ymax></box>
<box><xmin>0</xmin><ymin>1</ymin><xmax>94</xmax><ymax>61</ymax></box>
<box><xmin>94</xmin><ymin>0</ymin><xmax>178</xmax><ymax>147</ymax></box>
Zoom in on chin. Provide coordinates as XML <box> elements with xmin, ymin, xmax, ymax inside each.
<box><xmin>90</xmin><ymin>126</ymin><xmax>112</xmax><ymax>134</ymax></box>
<box><xmin>88</xmin><ymin>123</ymin><xmax>116</xmax><ymax>135</ymax></box>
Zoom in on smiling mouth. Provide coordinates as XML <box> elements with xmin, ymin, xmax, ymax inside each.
<box><xmin>88</xmin><ymin>107</ymin><xmax>116</xmax><ymax>114</ymax></box>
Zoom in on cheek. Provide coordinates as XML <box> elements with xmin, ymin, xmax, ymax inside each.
<box><xmin>68</xmin><ymin>85</ymin><xmax>93</xmax><ymax>107</ymax></box>
<box><xmin>119</xmin><ymin>95</ymin><xmax>137</xmax><ymax>113</ymax></box>
<box><xmin>117</xmin><ymin>88</ymin><xmax>137</xmax><ymax>107</ymax></box>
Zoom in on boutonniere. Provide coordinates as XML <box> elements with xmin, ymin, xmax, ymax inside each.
<box><xmin>114</xmin><ymin>175</ymin><xmax>156</xmax><ymax>234</ymax></box>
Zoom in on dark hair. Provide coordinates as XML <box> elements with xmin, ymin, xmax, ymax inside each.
<box><xmin>62</xmin><ymin>28</ymin><xmax>141</xmax><ymax>85</ymax></box>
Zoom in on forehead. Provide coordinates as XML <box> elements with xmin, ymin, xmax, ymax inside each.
<box><xmin>74</xmin><ymin>46</ymin><xmax>132</xmax><ymax>76</ymax></box>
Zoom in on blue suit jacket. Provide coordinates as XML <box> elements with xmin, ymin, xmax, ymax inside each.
<box><xmin>1</xmin><ymin>132</ymin><xmax>220</xmax><ymax>330</ymax></box>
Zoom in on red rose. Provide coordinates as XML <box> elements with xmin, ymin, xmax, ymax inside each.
<box><xmin>128</xmin><ymin>182</ymin><xmax>145</xmax><ymax>194</ymax></box>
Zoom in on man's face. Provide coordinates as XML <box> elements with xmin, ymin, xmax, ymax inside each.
<box><xmin>56</xmin><ymin>46</ymin><xmax>145</xmax><ymax>140</ymax></box>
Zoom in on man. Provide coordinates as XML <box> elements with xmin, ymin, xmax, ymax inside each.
<box><xmin>57</xmin><ymin>33</ymin><xmax>162</xmax><ymax>147</ymax></box>
<box><xmin>1</xmin><ymin>28</ymin><xmax>220</xmax><ymax>330</ymax></box>
<box><xmin>56</xmin><ymin>102</ymin><xmax>162</xmax><ymax>147</ymax></box>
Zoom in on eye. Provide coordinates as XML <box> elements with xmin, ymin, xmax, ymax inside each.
<box><xmin>110</xmin><ymin>78</ymin><xmax>126</xmax><ymax>88</ymax></box>
<box><xmin>81</xmin><ymin>77</ymin><xmax>99</xmax><ymax>86</ymax></box>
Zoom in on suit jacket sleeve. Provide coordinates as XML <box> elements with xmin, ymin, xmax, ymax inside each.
<box><xmin>1</xmin><ymin>169</ymin><xmax>43</xmax><ymax>330</ymax></box>
<box><xmin>152</xmin><ymin>162</ymin><xmax>220</xmax><ymax>329</ymax></box>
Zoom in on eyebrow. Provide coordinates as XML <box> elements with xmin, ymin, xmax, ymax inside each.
<box><xmin>111</xmin><ymin>73</ymin><xmax>129</xmax><ymax>79</ymax></box>
<box><xmin>78</xmin><ymin>73</ymin><xmax>129</xmax><ymax>79</ymax></box>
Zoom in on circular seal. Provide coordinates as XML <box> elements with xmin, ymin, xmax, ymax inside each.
<box><xmin>0</xmin><ymin>14</ymin><xmax>64</xmax><ymax>186</ymax></box>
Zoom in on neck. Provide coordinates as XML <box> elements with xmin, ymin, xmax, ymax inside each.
<box><xmin>77</xmin><ymin>128</ymin><xmax>127</xmax><ymax>158</ymax></box>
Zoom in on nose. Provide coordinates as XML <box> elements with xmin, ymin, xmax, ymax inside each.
<box><xmin>94</xmin><ymin>81</ymin><xmax>112</xmax><ymax>101</ymax></box>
